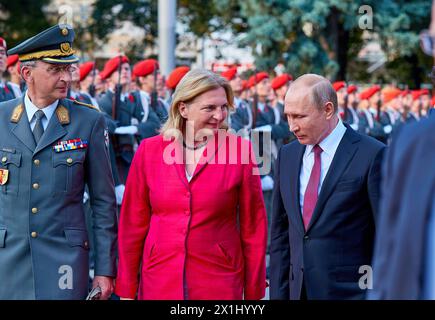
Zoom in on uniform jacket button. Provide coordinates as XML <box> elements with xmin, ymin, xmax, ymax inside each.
<box><xmin>31</xmin><ymin>208</ymin><xmax>38</xmax><ymax>214</ymax></box>
<box><xmin>32</xmin><ymin>183</ymin><xmax>39</xmax><ymax>190</ymax></box>
<box><xmin>1</xmin><ymin>156</ymin><xmax>7</xmax><ymax>163</ymax></box>
<box><xmin>33</xmin><ymin>159</ymin><xmax>40</xmax><ymax>166</ymax></box>
<box><xmin>31</xmin><ymin>232</ymin><xmax>38</xmax><ymax>238</ymax></box>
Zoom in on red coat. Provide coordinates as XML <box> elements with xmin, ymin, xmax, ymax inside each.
<box><xmin>115</xmin><ymin>132</ymin><xmax>267</xmax><ymax>300</ymax></box>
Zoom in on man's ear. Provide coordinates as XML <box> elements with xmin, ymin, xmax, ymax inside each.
<box><xmin>21</xmin><ymin>66</ymin><xmax>33</xmax><ymax>83</ymax></box>
<box><xmin>324</xmin><ymin>101</ymin><xmax>335</xmax><ymax>119</ymax></box>
<box><xmin>178</xmin><ymin>102</ymin><xmax>188</xmax><ymax>119</ymax></box>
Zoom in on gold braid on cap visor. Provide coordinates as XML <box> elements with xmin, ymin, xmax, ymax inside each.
<box><xmin>18</xmin><ymin>47</ymin><xmax>76</xmax><ymax>62</ymax></box>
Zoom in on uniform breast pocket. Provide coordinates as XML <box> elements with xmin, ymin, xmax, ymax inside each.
<box><xmin>0</xmin><ymin>149</ymin><xmax>22</xmax><ymax>196</ymax></box>
<box><xmin>52</xmin><ymin>150</ymin><xmax>86</xmax><ymax>195</ymax></box>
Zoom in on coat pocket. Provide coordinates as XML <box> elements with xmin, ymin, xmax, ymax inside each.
<box><xmin>0</xmin><ymin>149</ymin><xmax>22</xmax><ymax>196</ymax></box>
<box><xmin>52</xmin><ymin>150</ymin><xmax>86</xmax><ymax>195</ymax></box>
<box><xmin>64</xmin><ymin>228</ymin><xmax>90</xmax><ymax>250</ymax></box>
<box><xmin>335</xmin><ymin>178</ymin><xmax>363</xmax><ymax>192</ymax></box>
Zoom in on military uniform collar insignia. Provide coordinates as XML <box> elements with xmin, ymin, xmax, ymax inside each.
<box><xmin>10</xmin><ymin>103</ymin><xmax>25</xmax><ymax>123</ymax></box>
<box><xmin>56</xmin><ymin>104</ymin><xmax>70</xmax><ymax>124</ymax></box>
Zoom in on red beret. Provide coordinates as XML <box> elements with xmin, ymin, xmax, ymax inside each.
<box><xmin>332</xmin><ymin>81</ymin><xmax>346</xmax><ymax>92</ymax></box>
<box><xmin>133</xmin><ymin>59</ymin><xmax>159</xmax><ymax>77</ymax></box>
<box><xmin>400</xmin><ymin>89</ymin><xmax>410</xmax><ymax>97</ymax></box>
<box><xmin>431</xmin><ymin>96</ymin><xmax>435</xmax><ymax>107</ymax></box>
<box><xmin>247</xmin><ymin>72</ymin><xmax>269</xmax><ymax>88</ymax></box>
<box><xmin>79</xmin><ymin>61</ymin><xmax>95</xmax><ymax>82</ymax></box>
<box><xmin>166</xmin><ymin>66</ymin><xmax>190</xmax><ymax>90</ymax></box>
<box><xmin>6</xmin><ymin>54</ymin><xmax>19</xmax><ymax>68</ymax></box>
<box><xmin>420</xmin><ymin>88</ymin><xmax>430</xmax><ymax>96</ymax></box>
<box><xmin>411</xmin><ymin>89</ymin><xmax>430</xmax><ymax>101</ymax></box>
<box><xmin>242</xmin><ymin>80</ymin><xmax>248</xmax><ymax>91</ymax></box>
<box><xmin>347</xmin><ymin>85</ymin><xmax>357</xmax><ymax>94</ymax></box>
<box><xmin>100</xmin><ymin>55</ymin><xmax>129</xmax><ymax>80</ymax></box>
<box><xmin>0</xmin><ymin>37</ymin><xmax>6</xmax><ymax>49</ymax></box>
<box><xmin>271</xmin><ymin>73</ymin><xmax>293</xmax><ymax>90</ymax></box>
<box><xmin>359</xmin><ymin>86</ymin><xmax>380</xmax><ymax>100</ymax></box>
<box><xmin>221</xmin><ymin>67</ymin><xmax>238</xmax><ymax>81</ymax></box>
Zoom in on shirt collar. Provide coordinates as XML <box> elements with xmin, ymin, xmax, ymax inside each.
<box><xmin>25</xmin><ymin>91</ymin><xmax>58</xmax><ymax>123</ymax></box>
<box><xmin>306</xmin><ymin>119</ymin><xmax>347</xmax><ymax>157</ymax></box>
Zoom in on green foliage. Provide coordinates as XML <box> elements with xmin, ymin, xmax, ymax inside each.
<box><xmin>0</xmin><ymin>0</ymin><xmax>51</xmax><ymax>48</ymax></box>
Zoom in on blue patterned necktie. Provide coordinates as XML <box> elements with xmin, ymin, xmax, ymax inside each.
<box><xmin>32</xmin><ymin>110</ymin><xmax>45</xmax><ymax>144</ymax></box>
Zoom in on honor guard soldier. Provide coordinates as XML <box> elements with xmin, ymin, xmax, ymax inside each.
<box><xmin>132</xmin><ymin>59</ymin><xmax>169</xmax><ymax>125</ymax></box>
<box><xmin>97</xmin><ymin>55</ymin><xmax>144</xmax><ymax>203</ymax></box>
<box><xmin>221</xmin><ymin>66</ymin><xmax>252</xmax><ymax>137</ymax></box>
<box><xmin>0</xmin><ymin>38</ymin><xmax>22</xmax><ymax>102</ymax></box>
<box><xmin>0</xmin><ymin>24</ymin><xmax>117</xmax><ymax>299</ymax></box>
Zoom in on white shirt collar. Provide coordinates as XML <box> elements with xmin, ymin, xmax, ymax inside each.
<box><xmin>305</xmin><ymin>119</ymin><xmax>347</xmax><ymax>157</ymax></box>
<box><xmin>25</xmin><ymin>91</ymin><xmax>58</xmax><ymax>123</ymax></box>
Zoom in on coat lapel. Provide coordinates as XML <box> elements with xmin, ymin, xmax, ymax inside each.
<box><xmin>191</xmin><ymin>132</ymin><xmax>225</xmax><ymax>180</ymax></box>
<box><xmin>34</xmin><ymin>101</ymin><xmax>68</xmax><ymax>155</ymax></box>
<box><xmin>306</xmin><ymin>128</ymin><xmax>360</xmax><ymax>231</ymax></box>
<box><xmin>162</xmin><ymin>134</ymin><xmax>189</xmax><ymax>189</ymax></box>
<box><xmin>282</xmin><ymin>143</ymin><xmax>306</xmax><ymax>236</ymax></box>
<box><xmin>10</xmin><ymin>98</ymin><xmax>37</xmax><ymax>152</ymax></box>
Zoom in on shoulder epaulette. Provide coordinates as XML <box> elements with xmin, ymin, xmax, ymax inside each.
<box><xmin>69</xmin><ymin>98</ymin><xmax>100</xmax><ymax>112</ymax></box>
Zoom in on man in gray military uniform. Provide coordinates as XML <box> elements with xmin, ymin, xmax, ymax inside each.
<box><xmin>0</xmin><ymin>24</ymin><xmax>117</xmax><ymax>299</ymax></box>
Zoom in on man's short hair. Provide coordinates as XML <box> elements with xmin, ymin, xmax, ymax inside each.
<box><xmin>290</xmin><ymin>74</ymin><xmax>338</xmax><ymax>113</ymax></box>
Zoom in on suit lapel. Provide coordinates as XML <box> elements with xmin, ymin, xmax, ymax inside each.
<box><xmin>34</xmin><ymin>101</ymin><xmax>68</xmax><ymax>155</ymax></box>
<box><xmin>10</xmin><ymin>97</ymin><xmax>37</xmax><ymax>152</ymax></box>
<box><xmin>306</xmin><ymin>128</ymin><xmax>360</xmax><ymax>231</ymax></box>
<box><xmin>283</xmin><ymin>143</ymin><xmax>306</xmax><ymax>236</ymax></box>
<box><xmin>162</xmin><ymin>135</ymin><xmax>189</xmax><ymax>189</ymax></box>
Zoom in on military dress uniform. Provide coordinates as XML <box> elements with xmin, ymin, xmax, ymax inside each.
<box><xmin>0</xmin><ymin>24</ymin><xmax>117</xmax><ymax>300</ymax></box>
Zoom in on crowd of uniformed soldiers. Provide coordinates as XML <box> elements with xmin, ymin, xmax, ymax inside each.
<box><xmin>1</xmin><ymin>36</ymin><xmax>435</xmax><ymax>206</ymax></box>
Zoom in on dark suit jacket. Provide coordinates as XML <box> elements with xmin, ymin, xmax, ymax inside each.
<box><xmin>369</xmin><ymin>115</ymin><xmax>435</xmax><ymax>299</ymax></box>
<box><xmin>270</xmin><ymin>124</ymin><xmax>385</xmax><ymax>300</ymax></box>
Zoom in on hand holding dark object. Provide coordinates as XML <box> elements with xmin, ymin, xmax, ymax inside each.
<box><xmin>86</xmin><ymin>286</ymin><xmax>102</xmax><ymax>300</ymax></box>
<box><xmin>91</xmin><ymin>276</ymin><xmax>114</xmax><ymax>300</ymax></box>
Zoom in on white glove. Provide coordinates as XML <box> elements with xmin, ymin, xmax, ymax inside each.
<box><xmin>383</xmin><ymin>125</ymin><xmax>392</xmax><ymax>134</ymax></box>
<box><xmin>253</xmin><ymin>125</ymin><xmax>272</xmax><ymax>133</ymax></box>
<box><xmin>261</xmin><ymin>175</ymin><xmax>274</xmax><ymax>191</ymax></box>
<box><xmin>115</xmin><ymin>184</ymin><xmax>125</xmax><ymax>205</ymax></box>
<box><xmin>350</xmin><ymin>123</ymin><xmax>358</xmax><ymax>131</ymax></box>
<box><xmin>114</xmin><ymin>125</ymin><xmax>138</xmax><ymax>135</ymax></box>
<box><xmin>83</xmin><ymin>191</ymin><xmax>89</xmax><ymax>204</ymax></box>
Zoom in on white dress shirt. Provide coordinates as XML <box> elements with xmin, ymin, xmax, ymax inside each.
<box><xmin>24</xmin><ymin>91</ymin><xmax>58</xmax><ymax>131</ymax></box>
<box><xmin>299</xmin><ymin>120</ymin><xmax>347</xmax><ymax>214</ymax></box>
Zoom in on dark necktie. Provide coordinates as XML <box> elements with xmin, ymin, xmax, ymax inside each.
<box><xmin>32</xmin><ymin>110</ymin><xmax>45</xmax><ymax>144</ymax></box>
<box><xmin>303</xmin><ymin>144</ymin><xmax>323</xmax><ymax>230</ymax></box>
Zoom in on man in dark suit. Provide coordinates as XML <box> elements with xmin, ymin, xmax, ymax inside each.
<box><xmin>270</xmin><ymin>74</ymin><xmax>385</xmax><ymax>300</ymax></box>
<box><xmin>368</xmin><ymin>114</ymin><xmax>435</xmax><ymax>299</ymax></box>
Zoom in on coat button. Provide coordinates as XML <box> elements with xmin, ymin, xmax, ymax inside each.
<box><xmin>32</xmin><ymin>183</ymin><xmax>39</xmax><ymax>190</ymax></box>
<box><xmin>31</xmin><ymin>231</ymin><xmax>38</xmax><ymax>238</ymax></box>
<box><xmin>33</xmin><ymin>159</ymin><xmax>40</xmax><ymax>166</ymax></box>
<box><xmin>1</xmin><ymin>156</ymin><xmax>7</xmax><ymax>163</ymax></box>
<box><xmin>303</xmin><ymin>235</ymin><xmax>309</xmax><ymax>240</ymax></box>
<box><xmin>66</xmin><ymin>158</ymin><xmax>73</xmax><ymax>165</ymax></box>
<box><xmin>31</xmin><ymin>207</ymin><xmax>38</xmax><ymax>214</ymax></box>
<box><xmin>84</xmin><ymin>241</ymin><xmax>89</xmax><ymax>248</ymax></box>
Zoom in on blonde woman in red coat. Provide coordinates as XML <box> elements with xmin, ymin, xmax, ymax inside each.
<box><xmin>115</xmin><ymin>69</ymin><xmax>268</xmax><ymax>300</ymax></box>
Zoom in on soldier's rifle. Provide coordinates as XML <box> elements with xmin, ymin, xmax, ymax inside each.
<box><xmin>88</xmin><ymin>61</ymin><xmax>97</xmax><ymax>98</ymax></box>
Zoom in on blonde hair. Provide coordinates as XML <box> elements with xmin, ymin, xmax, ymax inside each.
<box><xmin>161</xmin><ymin>69</ymin><xmax>234</xmax><ymax>138</ymax></box>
